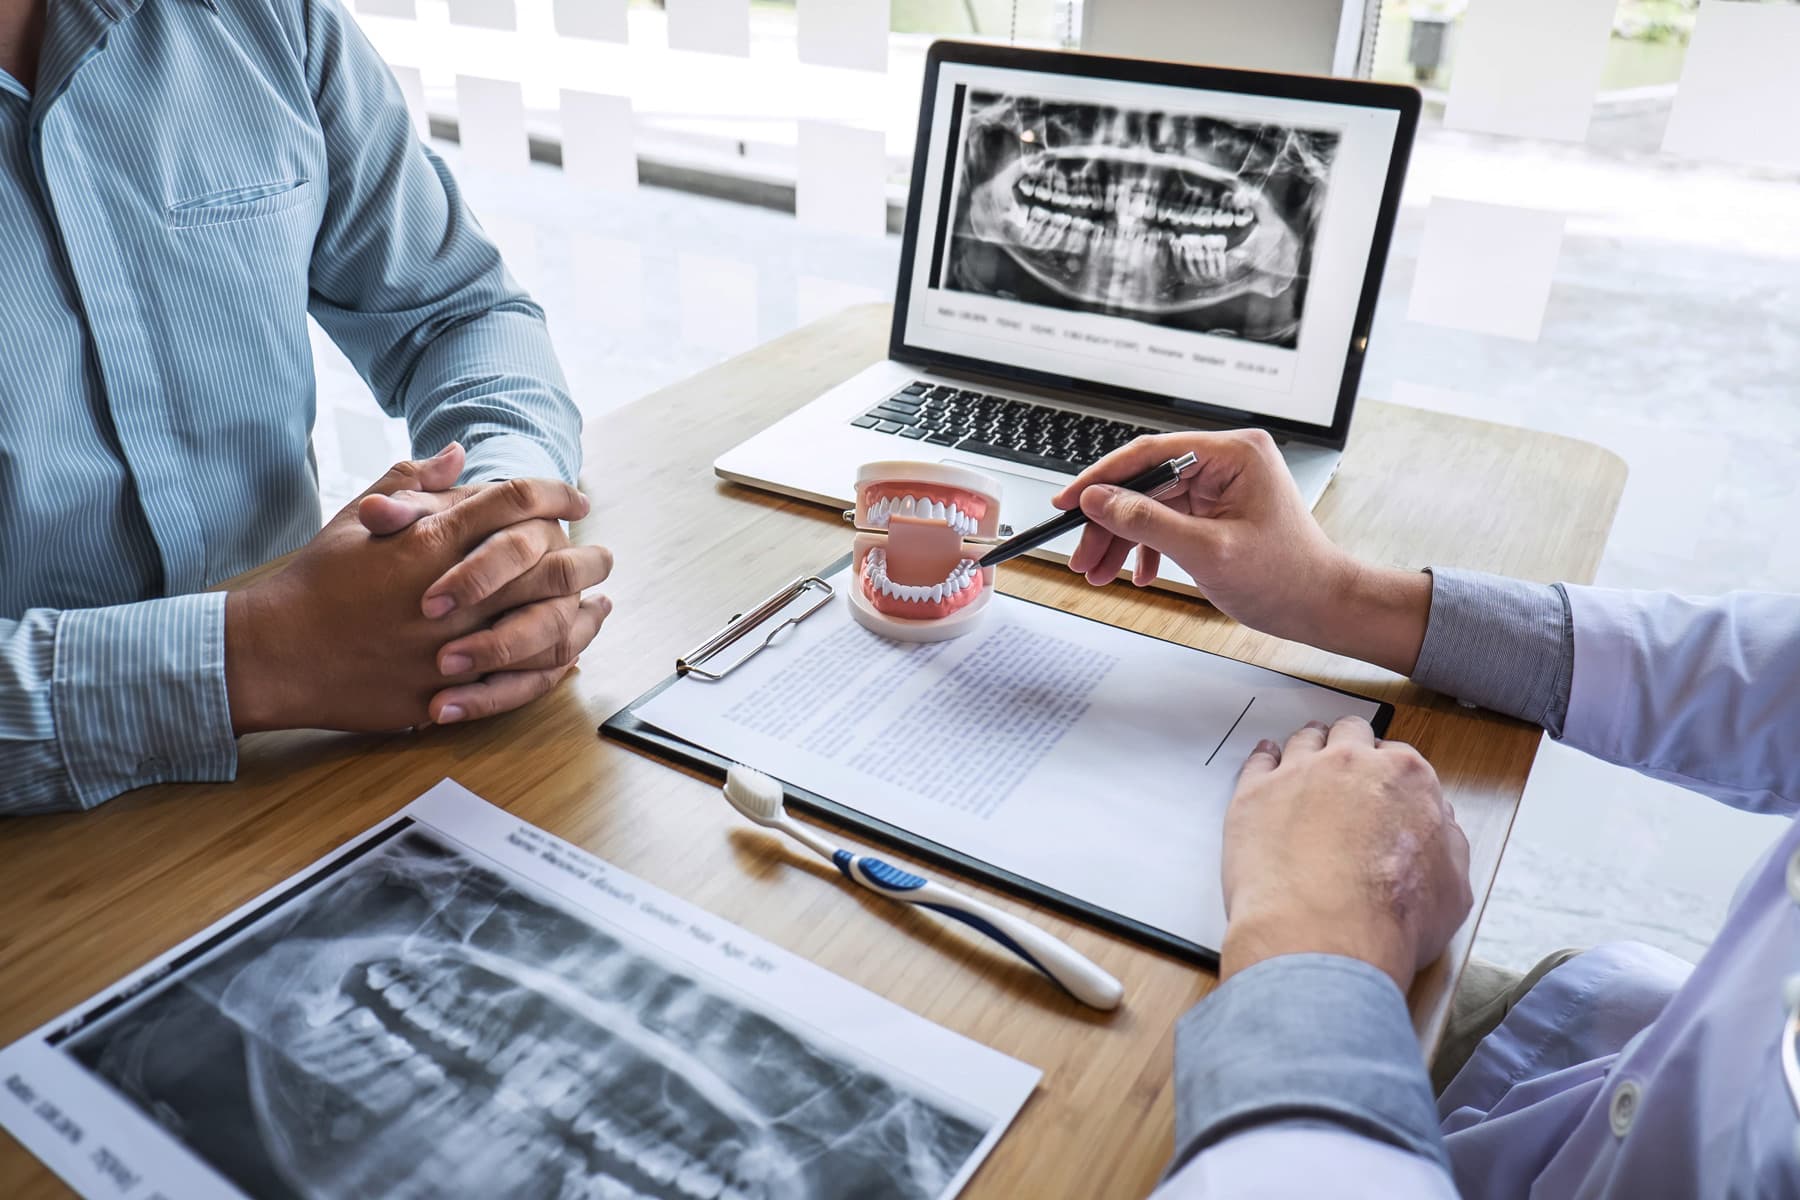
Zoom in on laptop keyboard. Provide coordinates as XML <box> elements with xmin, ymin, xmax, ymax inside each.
<box><xmin>850</xmin><ymin>380</ymin><xmax>1163</xmax><ymax>476</ymax></box>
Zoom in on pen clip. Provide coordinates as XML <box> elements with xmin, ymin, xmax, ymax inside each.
<box><xmin>1148</xmin><ymin>452</ymin><xmax>1198</xmax><ymax>499</ymax></box>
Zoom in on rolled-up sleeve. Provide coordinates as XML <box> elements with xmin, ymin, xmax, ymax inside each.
<box><xmin>1165</xmin><ymin>954</ymin><xmax>1449</xmax><ymax>1177</ymax></box>
<box><xmin>1410</xmin><ymin>567</ymin><xmax>1574</xmax><ymax>736</ymax></box>
<box><xmin>300</xmin><ymin>0</ymin><xmax>580</xmax><ymax>487</ymax></box>
<box><xmin>1155</xmin><ymin>1124</ymin><xmax>1459</xmax><ymax>1198</ymax></box>
<box><xmin>1</xmin><ymin>594</ymin><xmax>237</xmax><ymax>815</ymax></box>
<box><xmin>1412</xmin><ymin>571</ymin><xmax>1799</xmax><ymax>814</ymax></box>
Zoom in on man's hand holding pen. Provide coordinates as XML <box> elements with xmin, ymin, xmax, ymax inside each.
<box><xmin>1060</xmin><ymin>429</ymin><xmax>1474</xmax><ymax>996</ymax></box>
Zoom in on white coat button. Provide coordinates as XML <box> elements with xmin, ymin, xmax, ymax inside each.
<box><xmin>1609</xmin><ymin>1080</ymin><xmax>1640</xmax><ymax>1137</ymax></box>
<box><xmin>1787</xmin><ymin>849</ymin><xmax>1800</xmax><ymax>903</ymax></box>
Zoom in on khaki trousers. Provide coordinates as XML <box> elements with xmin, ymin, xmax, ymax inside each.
<box><xmin>1431</xmin><ymin>948</ymin><xmax>1583</xmax><ymax>1096</ymax></box>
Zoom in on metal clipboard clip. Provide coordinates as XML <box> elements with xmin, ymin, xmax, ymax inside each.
<box><xmin>676</xmin><ymin>575</ymin><xmax>835</xmax><ymax>681</ymax></box>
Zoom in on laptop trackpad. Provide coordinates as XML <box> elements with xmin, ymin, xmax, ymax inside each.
<box><xmin>942</xmin><ymin>459</ymin><xmax>1069</xmax><ymax>544</ymax></box>
<box><xmin>940</xmin><ymin>460</ymin><xmax>1060</xmax><ymax>489</ymax></box>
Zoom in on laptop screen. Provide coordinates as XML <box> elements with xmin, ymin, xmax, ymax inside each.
<box><xmin>894</xmin><ymin>49</ymin><xmax>1412</xmax><ymax>439</ymax></box>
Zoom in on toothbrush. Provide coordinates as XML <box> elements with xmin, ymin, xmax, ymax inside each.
<box><xmin>722</xmin><ymin>764</ymin><xmax>1124</xmax><ymax>1011</ymax></box>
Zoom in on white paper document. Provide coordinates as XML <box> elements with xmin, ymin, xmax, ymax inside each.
<box><xmin>455</xmin><ymin>75</ymin><xmax>530</xmax><ymax>175</ymax></box>
<box><xmin>1407</xmin><ymin>197</ymin><xmax>1565</xmax><ymax>342</ymax></box>
<box><xmin>560</xmin><ymin>90</ymin><xmax>639</xmax><ymax>193</ymax></box>
<box><xmin>553</xmin><ymin>0</ymin><xmax>628</xmax><ymax>42</ymax></box>
<box><xmin>1663</xmin><ymin>0</ymin><xmax>1800</xmax><ymax>172</ymax></box>
<box><xmin>447</xmin><ymin>0</ymin><xmax>516</xmax><ymax>30</ymax></box>
<box><xmin>389</xmin><ymin>63</ymin><xmax>430</xmax><ymax>138</ymax></box>
<box><xmin>354</xmin><ymin>0</ymin><xmax>416</xmax><ymax>18</ymax></box>
<box><xmin>796</xmin><ymin>0</ymin><xmax>888</xmax><ymax>72</ymax></box>
<box><xmin>666</xmin><ymin>0</ymin><xmax>750</xmax><ymax>57</ymax></box>
<box><xmin>795</xmin><ymin>121</ymin><xmax>889</xmax><ymax>238</ymax></box>
<box><xmin>0</xmin><ymin>781</ymin><xmax>1037</xmax><ymax>1200</ymax></box>
<box><xmin>1443</xmin><ymin>0</ymin><xmax>1616</xmax><ymax>142</ymax></box>
<box><xmin>633</xmin><ymin>570</ymin><xmax>1386</xmax><ymax>951</ymax></box>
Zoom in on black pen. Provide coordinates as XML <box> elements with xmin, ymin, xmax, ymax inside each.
<box><xmin>977</xmin><ymin>452</ymin><xmax>1198</xmax><ymax>569</ymax></box>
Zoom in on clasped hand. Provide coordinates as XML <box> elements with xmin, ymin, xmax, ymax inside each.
<box><xmin>225</xmin><ymin>443</ymin><xmax>612</xmax><ymax>734</ymax></box>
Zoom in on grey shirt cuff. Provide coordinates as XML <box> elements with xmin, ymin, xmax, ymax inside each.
<box><xmin>1411</xmin><ymin>568</ymin><xmax>1575</xmax><ymax>737</ymax></box>
<box><xmin>1167</xmin><ymin>954</ymin><xmax>1449</xmax><ymax>1178</ymax></box>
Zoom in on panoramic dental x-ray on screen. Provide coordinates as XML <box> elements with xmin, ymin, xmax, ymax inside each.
<box><xmin>943</xmin><ymin>92</ymin><xmax>1340</xmax><ymax>349</ymax></box>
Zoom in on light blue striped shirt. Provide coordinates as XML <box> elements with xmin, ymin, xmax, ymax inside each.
<box><xmin>1</xmin><ymin>0</ymin><xmax>579</xmax><ymax>814</ymax></box>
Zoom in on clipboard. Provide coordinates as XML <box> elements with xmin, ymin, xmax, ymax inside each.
<box><xmin>601</xmin><ymin>553</ymin><xmax>1395</xmax><ymax>968</ymax></box>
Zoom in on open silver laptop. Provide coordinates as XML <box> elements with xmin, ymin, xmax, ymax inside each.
<box><xmin>717</xmin><ymin>42</ymin><xmax>1419</xmax><ymax>594</ymax></box>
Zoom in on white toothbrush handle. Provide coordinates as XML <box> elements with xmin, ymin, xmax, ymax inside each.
<box><xmin>837</xmin><ymin>851</ymin><xmax>1124</xmax><ymax>1011</ymax></box>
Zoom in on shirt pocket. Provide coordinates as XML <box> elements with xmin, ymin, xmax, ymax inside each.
<box><xmin>166</xmin><ymin>178</ymin><xmax>312</xmax><ymax>229</ymax></box>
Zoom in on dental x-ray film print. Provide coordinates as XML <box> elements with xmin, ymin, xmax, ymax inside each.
<box><xmin>940</xmin><ymin>90</ymin><xmax>1341</xmax><ymax>349</ymax></box>
<box><xmin>51</xmin><ymin>823</ymin><xmax>993</xmax><ymax>1200</ymax></box>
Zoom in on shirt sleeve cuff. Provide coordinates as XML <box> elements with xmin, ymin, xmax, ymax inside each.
<box><xmin>458</xmin><ymin>432</ymin><xmax>574</xmax><ymax>486</ymax></box>
<box><xmin>1411</xmin><ymin>568</ymin><xmax>1574</xmax><ymax>737</ymax></box>
<box><xmin>52</xmin><ymin>593</ymin><xmax>238</xmax><ymax>808</ymax></box>
<box><xmin>1168</xmin><ymin>954</ymin><xmax>1448</xmax><ymax>1178</ymax></box>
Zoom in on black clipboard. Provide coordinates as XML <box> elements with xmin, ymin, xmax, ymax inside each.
<box><xmin>600</xmin><ymin>553</ymin><xmax>1395</xmax><ymax>968</ymax></box>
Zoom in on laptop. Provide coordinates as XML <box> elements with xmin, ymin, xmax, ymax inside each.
<box><xmin>716</xmin><ymin>41</ymin><xmax>1419</xmax><ymax>594</ymax></box>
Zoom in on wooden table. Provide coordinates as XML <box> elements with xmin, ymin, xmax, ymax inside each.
<box><xmin>0</xmin><ymin>304</ymin><xmax>1625</xmax><ymax>1199</ymax></box>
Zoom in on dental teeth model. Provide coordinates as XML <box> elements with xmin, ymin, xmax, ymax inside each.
<box><xmin>849</xmin><ymin>461</ymin><xmax>1003</xmax><ymax>643</ymax></box>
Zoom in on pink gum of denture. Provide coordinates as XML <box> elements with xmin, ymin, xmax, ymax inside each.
<box><xmin>848</xmin><ymin>461</ymin><xmax>1003</xmax><ymax>642</ymax></box>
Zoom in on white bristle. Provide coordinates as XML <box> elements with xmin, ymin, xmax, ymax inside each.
<box><xmin>723</xmin><ymin>765</ymin><xmax>788</xmax><ymax>826</ymax></box>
